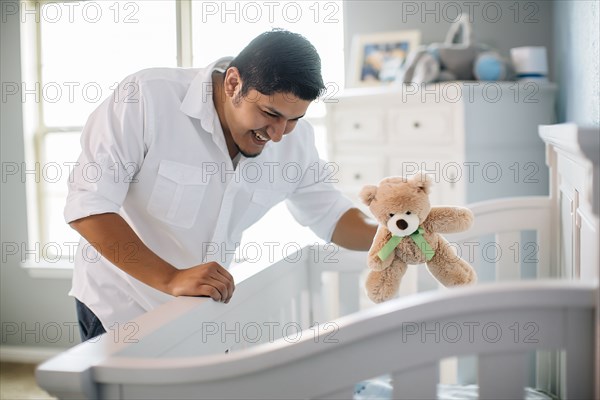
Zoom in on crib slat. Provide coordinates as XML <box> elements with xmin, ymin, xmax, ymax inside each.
<box><xmin>338</xmin><ymin>272</ymin><xmax>360</xmax><ymax>316</ymax></box>
<box><xmin>535</xmin><ymin>351</ymin><xmax>559</xmax><ymax>394</ymax></box>
<box><xmin>309</xmin><ymin>267</ymin><xmax>325</xmax><ymax>324</ymax></box>
<box><xmin>495</xmin><ymin>231</ymin><xmax>521</xmax><ymax>281</ymax></box>
<box><xmin>478</xmin><ymin>351</ymin><xmax>528</xmax><ymax>399</ymax></box>
<box><xmin>439</xmin><ymin>357</ymin><xmax>458</xmax><ymax>384</ymax></box>
<box><xmin>299</xmin><ymin>290</ymin><xmax>311</xmax><ymax>328</ymax></box>
<box><xmin>392</xmin><ymin>362</ymin><xmax>438</xmax><ymax>399</ymax></box>
<box><xmin>536</xmin><ymin>227</ymin><xmax>552</xmax><ymax>277</ymax></box>
<box><xmin>564</xmin><ymin>309</ymin><xmax>594</xmax><ymax>399</ymax></box>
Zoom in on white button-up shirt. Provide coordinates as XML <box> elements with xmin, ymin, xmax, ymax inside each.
<box><xmin>65</xmin><ymin>58</ymin><xmax>354</xmax><ymax>328</ymax></box>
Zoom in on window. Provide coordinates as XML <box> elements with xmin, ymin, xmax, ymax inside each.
<box><xmin>20</xmin><ymin>1</ymin><xmax>176</xmax><ymax>270</ymax></box>
<box><xmin>20</xmin><ymin>0</ymin><xmax>344</xmax><ymax>270</ymax></box>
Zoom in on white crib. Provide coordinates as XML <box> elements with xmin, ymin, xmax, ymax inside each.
<box><xmin>37</xmin><ymin>124</ymin><xmax>599</xmax><ymax>399</ymax></box>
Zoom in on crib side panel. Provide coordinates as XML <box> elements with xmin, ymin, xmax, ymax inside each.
<box><xmin>552</xmin><ymin>138</ymin><xmax>600</xmax><ymax>281</ymax></box>
<box><xmin>94</xmin><ymin>284</ymin><xmax>595</xmax><ymax>400</ymax></box>
<box><xmin>541</xmin><ymin>124</ymin><xmax>600</xmax><ymax>399</ymax></box>
<box><xmin>446</xmin><ymin>197</ymin><xmax>553</xmax><ymax>284</ymax></box>
<box><xmin>113</xmin><ymin>255</ymin><xmax>313</xmax><ymax>359</ymax></box>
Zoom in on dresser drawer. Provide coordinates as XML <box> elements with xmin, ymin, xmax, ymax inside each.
<box><xmin>388</xmin><ymin>107</ymin><xmax>454</xmax><ymax>145</ymax></box>
<box><xmin>331</xmin><ymin>108</ymin><xmax>385</xmax><ymax>143</ymax></box>
<box><xmin>388</xmin><ymin>158</ymin><xmax>464</xmax><ymax>205</ymax></box>
<box><xmin>334</xmin><ymin>156</ymin><xmax>386</xmax><ymax>188</ymax></box>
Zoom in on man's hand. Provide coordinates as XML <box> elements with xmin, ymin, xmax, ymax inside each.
<box><xmin>69</xmin><ymin>213</ymin><xmax>236</xmax><ymax>303</ymax></box>
<box><xmin>167</xmin><ymin>262</ymin><xmax>235</xmax><ymax>303</ymax></box>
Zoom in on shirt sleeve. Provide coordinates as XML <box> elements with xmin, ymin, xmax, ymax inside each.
<box><xmin>64</xmin><ymin>74</ymin><xmax>148</xmax><ymax>223</ymax></box>
<box><xmin>284</xmin><ymin>124</ymin><xmax>355</xmax><ymax>242</ymax></box>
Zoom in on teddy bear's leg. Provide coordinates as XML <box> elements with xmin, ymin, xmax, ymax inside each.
<box><xmin>365</xmin><ymin>261</ymin><xmax>408</xmax><ymax>303</ymax></box>
<box><xmin>426</xmin><ymin>238</ymin><xmax>477</xmax><ymax>287</ymax></box>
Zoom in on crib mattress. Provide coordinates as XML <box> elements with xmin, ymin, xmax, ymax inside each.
<box><xmin>438</xmin><ymin>384</ymin><xmax>554</xmax><ymax>400</ymax></box>
<box><xmin>353</xmin><ymin>379</ymin><xmax>556</xmax><ymax>400</ymax></box>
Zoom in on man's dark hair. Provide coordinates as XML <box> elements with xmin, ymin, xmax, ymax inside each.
<box><xmin>228</xmin><ymin>29</ymin><xmax>326</xmax><ymax>101</ymax></box>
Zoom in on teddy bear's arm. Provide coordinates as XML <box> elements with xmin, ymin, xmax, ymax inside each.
<box><xmin>367</xmin><ymin>226</ymin><xmax>395</xmax><ymax>271</ymax></box>
<box><xmin>423</xmin><ymin>206</ymin><xmax>474</xmax><ymax>233</ymax></box>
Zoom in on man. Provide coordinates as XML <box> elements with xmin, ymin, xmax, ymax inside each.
<box><xmin>66</xmin><ymin>29</ymin><xmax>377</xmax><ymax>341</ymax></box>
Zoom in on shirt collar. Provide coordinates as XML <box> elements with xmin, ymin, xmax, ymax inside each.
<box><xmin>180</xmin><ymin>57</ymin><xmax>233</xmax><ymax>134</ymax></box>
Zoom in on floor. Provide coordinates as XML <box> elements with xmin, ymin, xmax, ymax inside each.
<box><xmin>0</xmin><ymin>363</ymin><xmax>55</xmax><ymax>400</ymax></box>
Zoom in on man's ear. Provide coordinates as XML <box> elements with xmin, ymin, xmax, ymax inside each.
<box><xmin>224</xmin><ymin>67</ymin><xmax>242</xmax><ymax>99</ymax></box>
<box><xmin>359</xmin><ymin>185</ymin><xmax>378</xmax><ymax>206</ymax></box>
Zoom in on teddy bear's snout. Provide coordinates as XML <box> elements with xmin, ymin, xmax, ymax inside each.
<box><xmin>387</xmin><ymin>212</ymin><xmax>419</xmax><ymax>237</ymax></box>
<box><xmin>397</xmin><ymin>219</ymin><xmax>409</xmax><ymax>230</ymax></box>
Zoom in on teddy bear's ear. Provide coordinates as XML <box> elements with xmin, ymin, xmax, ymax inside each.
<box><xmin>359</xmin><ymin>185</ymin><xmax>378</xmax><ymax>206</ymax></box>
<box><xmin>410</xmin><ymin>171</ymin><xmax>432</xmax><ymax>194</ymax></box>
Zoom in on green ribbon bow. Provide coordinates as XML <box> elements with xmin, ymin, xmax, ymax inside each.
<box><xmin>377</xmin><ymin>226</ymin><xmax>435</xmax><ymax>262</ymax></box>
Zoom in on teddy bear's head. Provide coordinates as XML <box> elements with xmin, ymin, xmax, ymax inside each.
<box><xmin>359</xmin><ymin>173</ymin><xmax>432</xmax><ymax>237</ymax></box>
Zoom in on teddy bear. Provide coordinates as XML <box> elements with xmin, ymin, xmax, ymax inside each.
<box><xmin>360</xmin><ymin>173</ymin><xmax>477</xmax><ymax>303</ymax></box>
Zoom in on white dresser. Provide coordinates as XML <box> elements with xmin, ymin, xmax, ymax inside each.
<box><xmin>325</xmin><ymin>82</ymin><xmax>557</xmax><ymax>206</ymax></box>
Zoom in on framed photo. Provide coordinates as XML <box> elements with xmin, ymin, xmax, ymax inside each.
<box><xmin>350</xmin><ymin>30</ymin><xmax>421</xmax><ymax>87</ymax></box>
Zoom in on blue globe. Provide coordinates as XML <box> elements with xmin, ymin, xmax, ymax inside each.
<box><xmin>474</xmin><ymin>53</ymin><xmax>507</xmax><ymax>81</ymax></box>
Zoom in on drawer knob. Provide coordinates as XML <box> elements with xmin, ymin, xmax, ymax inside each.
<box><xmin>354</xmin><ymin>173</ymin><xmax>362</xmax><ymax>180</ymax></box>
<box><xmin>413</xmin><ymin>121</ymin><xmax>421</xmax><ymax>129</ymax></box>
<box><xmin>353</xmin><ymin>123</ymin><xmax>361</xmax><ymax>130</ymax></box>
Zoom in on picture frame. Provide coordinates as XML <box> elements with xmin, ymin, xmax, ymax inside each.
<box><xmin>350</xmin><ymin>30</ymin><xmax>421</xmax><ymax>87</ymax></box>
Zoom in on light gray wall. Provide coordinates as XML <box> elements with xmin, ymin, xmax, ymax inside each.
<box><xmin>343</xmin><ymin>0</ymin><xmax>555</xmax><ymax>83</ymax></box>
<box><xmin>1</xmin><ymin>9</ymin><xmax>80</xmax><ymax>350</ymax></box>
<box><xmin>553</xmin><ymin>0</ymin><xmax>600</xmax><ymax>126</ymax></box>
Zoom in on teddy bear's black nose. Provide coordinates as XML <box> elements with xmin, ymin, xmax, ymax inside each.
<box><xmin>397</xmin><ymin>219</ymin><xmax>408</xmax><ymax>230</ymax></box>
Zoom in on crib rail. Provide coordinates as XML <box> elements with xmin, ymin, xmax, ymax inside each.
<box><xmin>447</xmin><ymin>196</ymin><xmax>554</xmax><ymax>281</ymax></box>
<box><xmin>46</xmin><ymin>280</ymin><xmax>594</xmax><ymax>400</ymax></box>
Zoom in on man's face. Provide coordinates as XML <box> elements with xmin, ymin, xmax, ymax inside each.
<box><xmin>224</xmin><ymin>86</ymin><xmax>311</xmax><ymax>158</ymax></box>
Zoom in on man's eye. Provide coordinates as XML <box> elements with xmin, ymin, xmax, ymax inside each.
<box><xmin>264</xmin><ymin>111</ymin><xmax>278</xmax><ymax>118</ymax></box>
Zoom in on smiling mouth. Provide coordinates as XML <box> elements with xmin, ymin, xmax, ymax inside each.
<box><xmin>252</xmin><ymin>130</ymin><xmax>269</xmax><ymax>142</ymax></box>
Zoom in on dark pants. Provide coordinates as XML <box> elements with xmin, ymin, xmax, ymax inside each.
<box><xmin>75</xmin><ymin>299</ymin><xmax>106</xmax><ymax>341</ymax></box>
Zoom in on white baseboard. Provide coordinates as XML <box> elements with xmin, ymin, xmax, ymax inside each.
<box><xmin>0</xmin><ymin>345</ymin><xmax>64</xmax><ymax>364</ymax></box>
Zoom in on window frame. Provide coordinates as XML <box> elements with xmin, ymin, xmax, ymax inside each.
<box><xmin>20</xmin><ymin>0</ymin><xmax>190</xmax><ymax>277</ymax></box>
